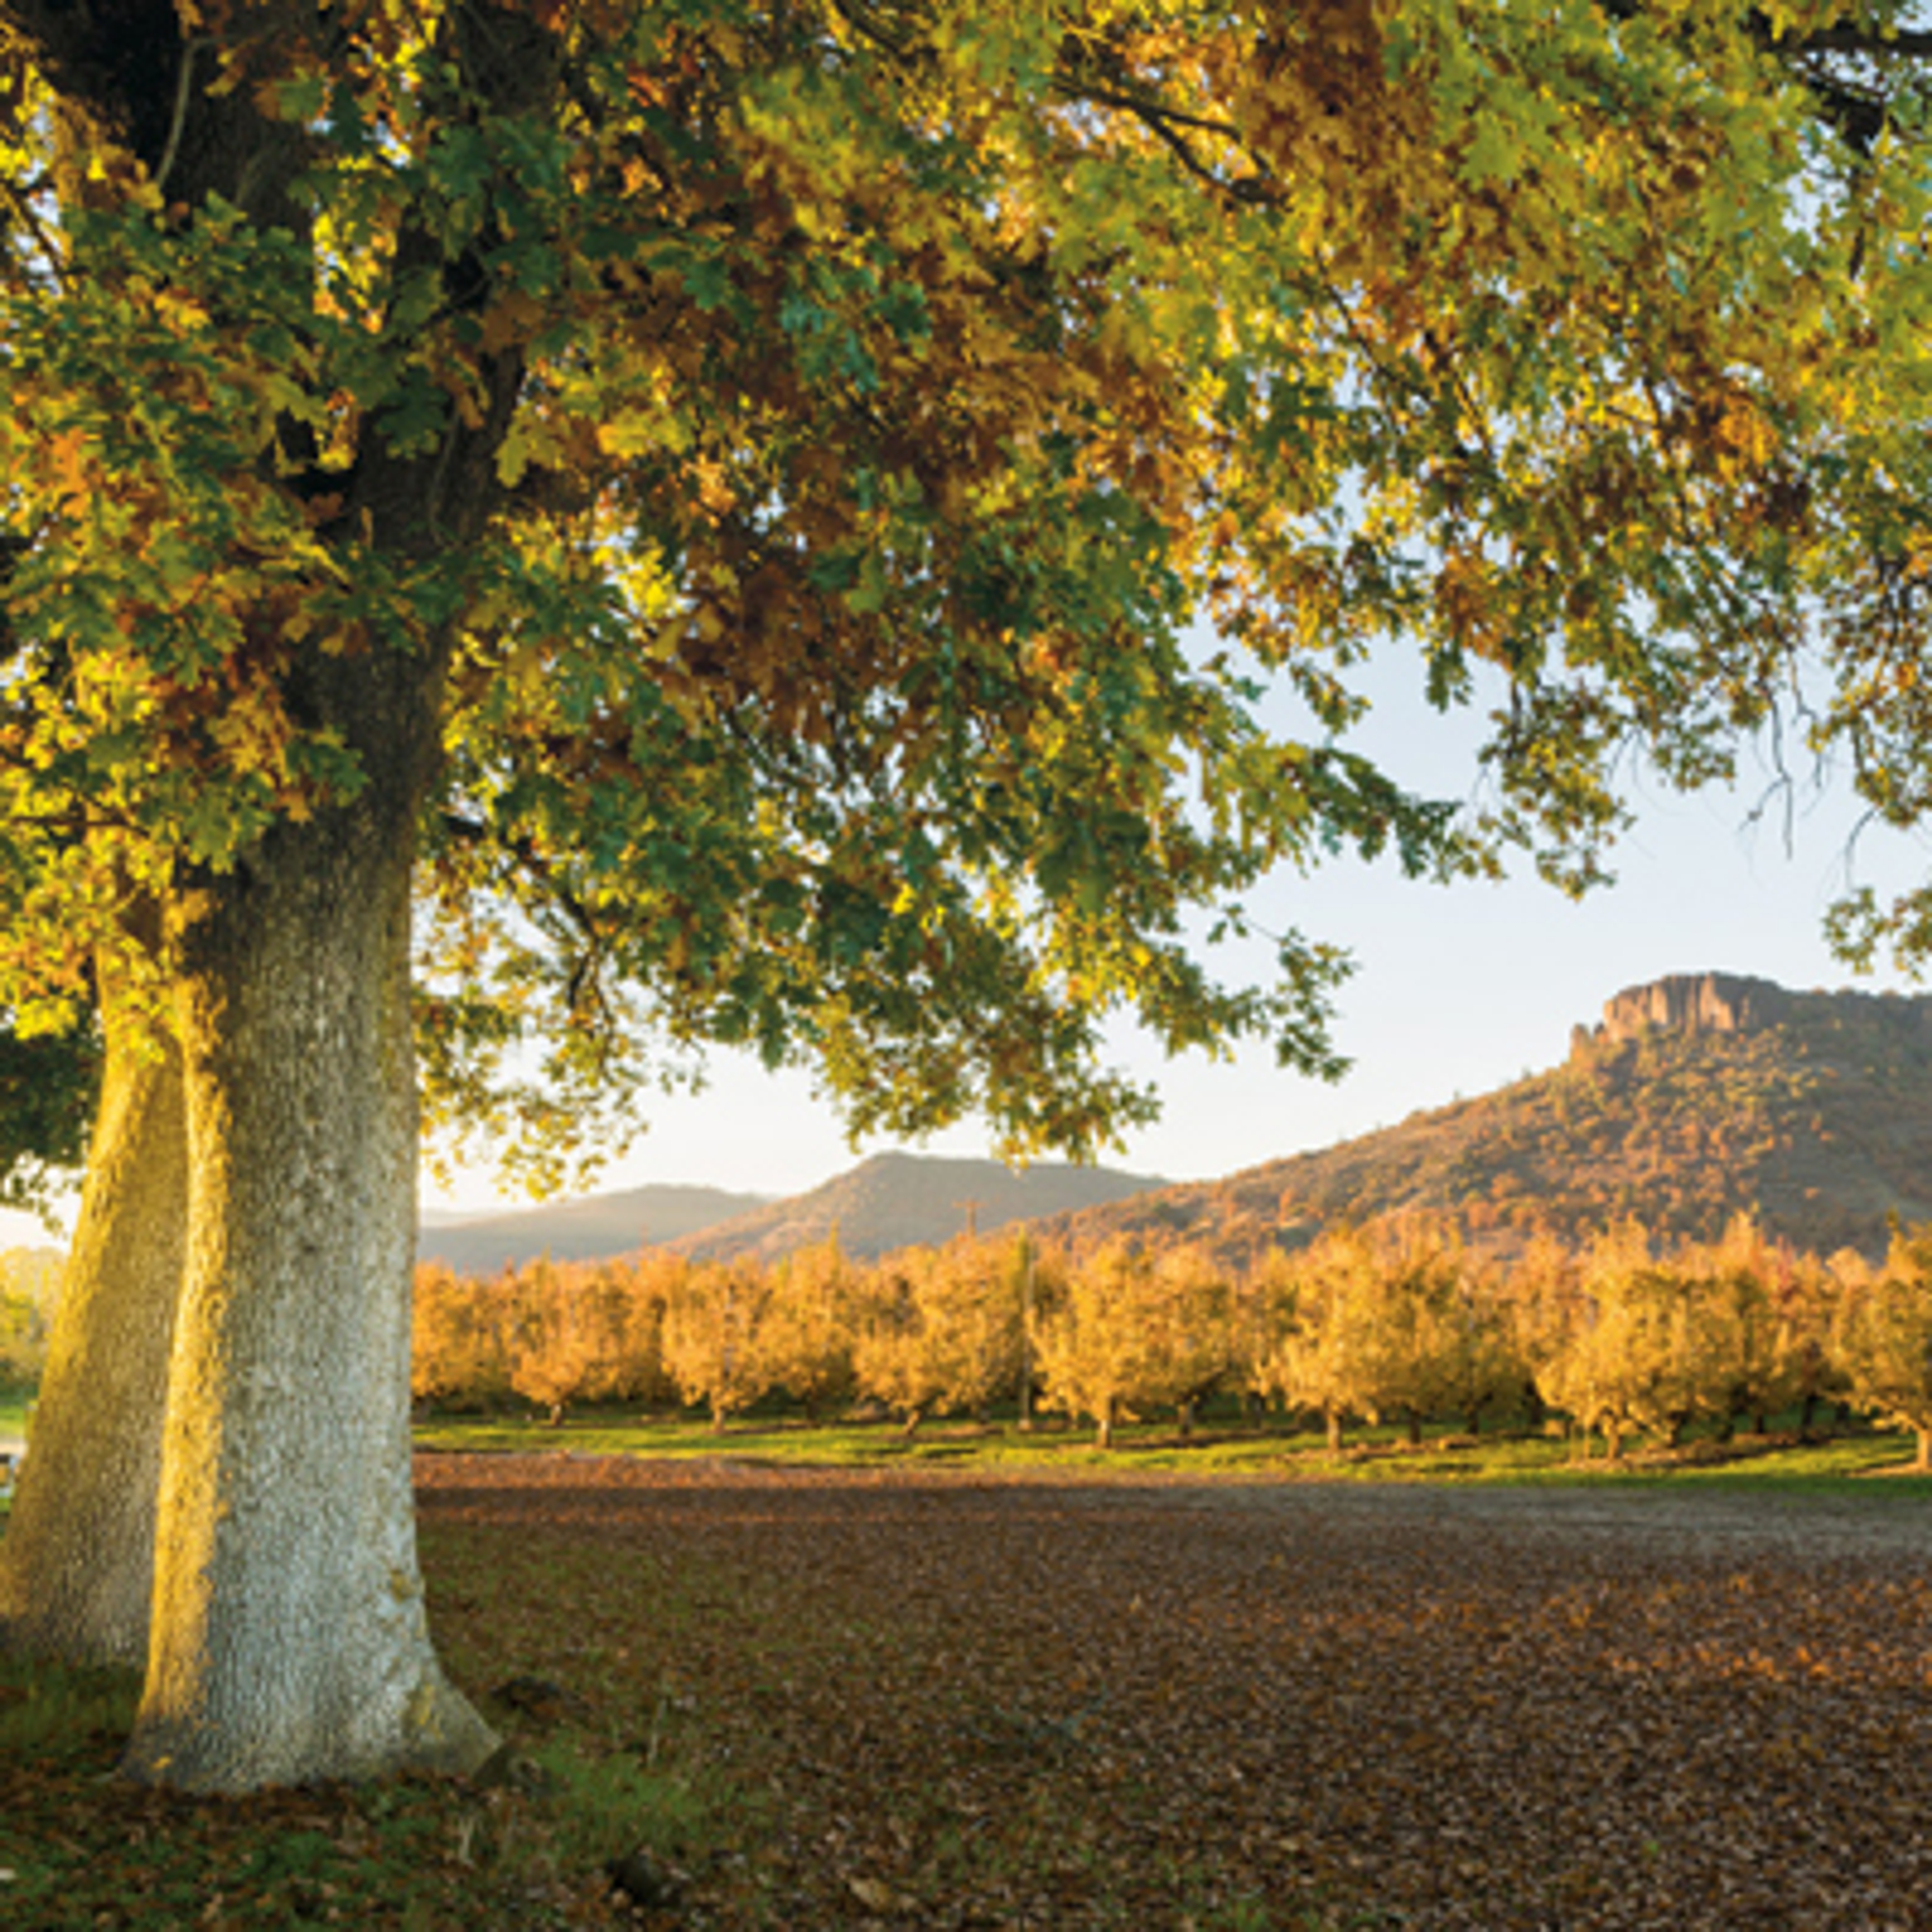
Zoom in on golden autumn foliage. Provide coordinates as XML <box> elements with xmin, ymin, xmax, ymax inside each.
<box><xmin>411</xmin><ymin>1206</ymin><xmax>1931</xmax><ymax>1461</ymax></box>
<box><xmin>752</xmin><ymin>1239</ymin><xmax>860</xmax><ymax>1420</ymax></box>
<box><xmin>1837</xmin><ymin>1230</ymin><xmax>1932</xmax><ymax>1470</ymax></box>
<box><xmin>853</xmin><ymin>1237</ymin><xmax>1025</xmax><ymax>1431</ymax></box>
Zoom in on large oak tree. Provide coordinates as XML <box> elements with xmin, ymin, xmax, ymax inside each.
<box><xmin>0</xmin><ymin>0</ymin><xmax>1924</xmax><ymax>1790</ymax></box>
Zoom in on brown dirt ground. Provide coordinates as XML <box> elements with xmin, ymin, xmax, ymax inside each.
<box><xmin>415</xmin><ymin>1455</ymin><xmax>1932</xmax><ymax>1930</ymax></box>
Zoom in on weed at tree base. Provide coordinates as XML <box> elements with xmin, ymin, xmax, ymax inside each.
<box><xmin>0</xmin><ymin>1646</ymin><xmax>722</xmax><ymax>1929</ymax></box>
<box><xmin>0</xmin><ymin>1652</ymin><xmax>139</xmax><ymax>1759</ymax></box>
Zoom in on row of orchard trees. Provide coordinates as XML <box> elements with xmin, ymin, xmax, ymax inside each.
<box><xmin>411</xmin><ymin>1216</ymin><xmax>1932</xmax><ymax>1465</ymax></box>
<box><xmin>411</xmin><ymin>1238</ymin><xmax>1038</xmax><ymax>1430</ymax></box>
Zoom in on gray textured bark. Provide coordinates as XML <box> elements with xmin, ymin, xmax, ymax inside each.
<box><xmin>0</xmin><ymin>999</ymin><xmax>187</xmax><ymax>1664</ymax></box>
<box><xmin>122</xmin><ymin>791</ymin><xmax>493</xmax><ymax>1791</ymax></box>
<box><xmin>118</xmin><ymin>636</ymin><xmax>494</xmax><ymax>1791</ymax></box>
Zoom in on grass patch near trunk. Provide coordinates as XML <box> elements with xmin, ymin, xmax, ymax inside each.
<box><xmin>0</xmin><ymin>1636</ymin><xmax>734</xmax><ymax>1930</ymax></box>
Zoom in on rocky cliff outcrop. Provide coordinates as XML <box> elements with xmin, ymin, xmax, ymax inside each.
<box><xmin>1571</xmin><ymin>973</ymin><xmax>1789</xmax><ymax>1058</ymax></box>
<box><xmin>1570</xmin><ymin>972</ymin><xmax>1932</xmax><ymax>1061</ymax></box>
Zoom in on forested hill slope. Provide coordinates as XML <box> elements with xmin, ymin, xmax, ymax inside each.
<box><xmin>1035</xmin><ymin>973</ymin><xmax>1932</xmax><ymax>1264</ymax></box>
<box><xmin>672</xmin><ymin>1152</ymin><xmax>1164</xmax><ymax>1263</ymax></box>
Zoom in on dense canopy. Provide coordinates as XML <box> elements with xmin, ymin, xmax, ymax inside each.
<box><xmin>0</xmin><ymin>1</ymin><xmax>1922</xmax><ymax>1161</ymax></box>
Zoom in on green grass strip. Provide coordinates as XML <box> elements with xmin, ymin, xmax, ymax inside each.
<box><xmin>409</xmin><ymin>1404</ymin><xmax>1932</xmax><ymax>1494</ymax></box>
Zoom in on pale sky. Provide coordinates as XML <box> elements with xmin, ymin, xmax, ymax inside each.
<box><xmin>5</xmin><ymin>653</ymin><xmax>1924</xmax><ymax>1248</ymax></box>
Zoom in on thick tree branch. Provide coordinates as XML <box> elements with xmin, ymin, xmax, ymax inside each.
<box><xmin>1761</xmin><ymin>20</ymin><xmax>1932</xmax><ymax>60</ymax></box>
<box><xmin>153</xmin><ymin>34</ymin><xmax>214</xmax><ymax>197</ymax></box>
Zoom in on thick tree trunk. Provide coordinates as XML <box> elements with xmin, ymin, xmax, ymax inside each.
<box><xmin>121</xmin><ymin>687</ymin><xmax>493</xmax><ymax>1791</ymax></box>
<box><xmin>10</xmin><ymin>0</ymin><xmax>552</xmax><ymax>1794</ymax></box>
<box><xmin>0</xmin><ymin>991</ymin><xmax>187</xmax><ymax>1664</ymax></box>
<box><xmin>1325</xmin><ymin>1408</ymin><xmax>1343</xmax><ymax>1454</ymax></box>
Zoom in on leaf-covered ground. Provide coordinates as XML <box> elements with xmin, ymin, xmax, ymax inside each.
<box><xmin>414</xmin><ymin>1456</ymin><xmax>1932</xmax><ymax>1929</ymax></box>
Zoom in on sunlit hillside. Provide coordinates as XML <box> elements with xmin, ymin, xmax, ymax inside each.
<box><xmin>1035</xmin><ymin>973</ymin><xmax>1932</xmax><ymax>1264</ymax></box>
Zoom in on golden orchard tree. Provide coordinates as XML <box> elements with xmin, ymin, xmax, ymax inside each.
<box><xmin>410</xmin><ymin>1261</ymin><xmax>516</xmax><ymax>1410</ymax></box>
<box><xmin>1839</xmin><ymin>1230</ymin><xmax>1932</xmax><ymax>1471</ymax></box>
<box><xmin>1544</xmin><ymin>1223</ymin><xmax>1710</xmax><ymax>1460</ymax></box>
<box><xmin>1676</xmin><ymin>1215</ymin><xmax>1824</xmax><ymax>1439</ymax></box>
<box><xmin>1029</xmin><ymin>1235</ymin><xmax>1235</xmax><ymax>1442</ymax></box>
<box><xmin>660</xmin><ymin>1259</ymin><xmax>770</xmax><ymax>1428</ymax></box>
<box><xmin>2</xmin><ymin>0</ymin><xmax>1922</xmax><ymax>1792</ymax></box>
<box><xmin>506</xmin><ymin>1255</ymin><xmax>668</xmax><ymax>1420</ymax></box>
<box><xmin>1255</xmin><ymin>1218</ymin><xmax>1488</xmax><ymax>1447</ymax></box>
<box><xmin>854</xmin><ymin>1235</ymin><xmax>1025</xmax><ymax>1429</ymax></box>
<box><xmin>754</xmin><ymin>1237</ymin><xmax>859</xmax><ymax>1418</ymax></box>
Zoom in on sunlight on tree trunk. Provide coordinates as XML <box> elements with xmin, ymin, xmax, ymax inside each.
<box><xmin>0</xmin><ymin>969</ymin><xmax>186</xmax><ymax>1664</ymax></box>
<box><xmin>123</xmin><ymin>771</ymin><xmax>493</xmax><ymax>1790</ymax></box>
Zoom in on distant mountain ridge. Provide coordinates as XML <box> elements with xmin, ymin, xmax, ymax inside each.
<box><xmin>672</xmin><ymin>1152</ymin><xmax>1165</xmax><ymax>1262</ymax></box>
<box><xmin>418</xmin><ymin>1183</ymin><xmax>768</xmax><ymax>1274</ymax></box>
<box><xmin>416</xmin><ymin>1154</ymin><xmax>1165</xmax><ymax>1271</ymax></box>
<box><xmin>1035</xmin><ymin>972</ymin><xmax>1932</xmax><ymax>1263</ymax></box>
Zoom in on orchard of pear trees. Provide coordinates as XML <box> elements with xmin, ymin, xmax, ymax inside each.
<box><xmin>409</xmin><ymin>1215</ymin><xmax>1932</xmax><ymax>1467</ymax></box>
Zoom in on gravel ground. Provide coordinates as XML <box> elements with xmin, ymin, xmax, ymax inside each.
<box><xmin>417</xmin><ymin>1456</ymin><xmax>1932</xmax><ymax>1930</ymax></box>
